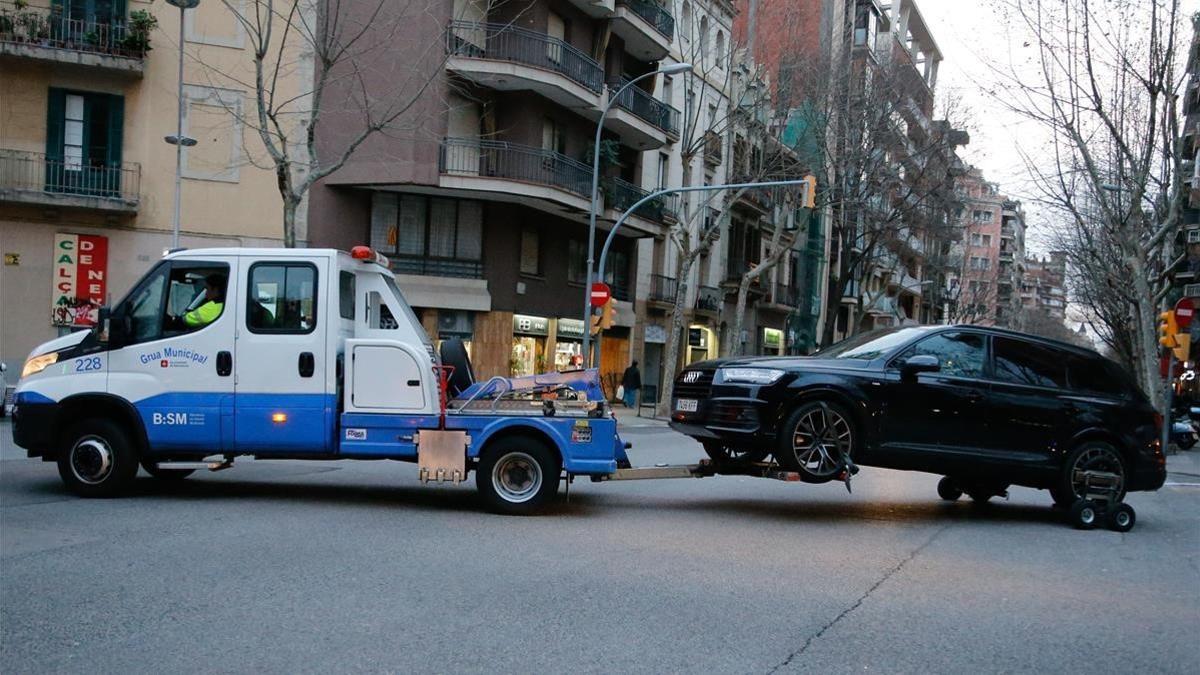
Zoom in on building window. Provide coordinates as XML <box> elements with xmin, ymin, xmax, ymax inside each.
<box><xmin>973</xmin><ymin>210</ymin><xmax>992</xmax><ymax>223</ymax></box>
<box><xmin>970</xmin><ymin>256</ymin><xmax>991</xmax><ymax>271</ymax></box>
<box><xmin>715</xmin><ymin>30</ymin><xmax>725</xmax><ymax>62</ymax></box>
<box><xmin>371</xmin><ymin>193</ymin><xmax>483</xmax><ymax>278</ymax></box>
<box><xmin>542</xmin><ymin>118</ymin><xmax>566</xmax><ymax>155</ymax></box>
<box><xmin>982</xmin><ymin>234</ymin><xmax>992</xmax><ymax>247</ymax></box>
<box><xmin>568</xmin><ymin>239</ymin><xmax>587</xmax><ymax>284</ymax></box>
<box><xmin>854</xmin><ymin>5</ymin><xmax>878</xmax><ymax>47</ymax></box>
<box><xmin>603</xmin><ymin>250</ymin><xmax>631</xmax><ymax>301</ymax></box>
<box><xmin>658</xmin><ymin>152</ymin><xmax>669</xmax><ymax>189</ymax></box>
<box><xmin>699</xmin><ymin>15</ymin><xmax>709</xmax><ymax>63</ymax></box>
<box><xmin>970</xmin><ymin>233</ymin><xmax>982</xmax><ymax>246</ymax></box>
<box><xmin>681</xmin><ymin>2</ymin><xmax>692</xmax><ymax>40</ymax></box>
<box><xmin>520</xmin><ymin>229</ymin><xmax>540</xmax><ymax>275</ymax></box>
<box><xmin>45</xmin><ymin>88</ymin><xmax>124</xmax><ymax>196</ymax></box>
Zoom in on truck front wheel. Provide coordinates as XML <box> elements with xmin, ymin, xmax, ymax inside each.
<box><xmin>57</xmin><ymin>419</ymin><xmax>139</xmax><ymax>498</ymax></box>
<box><xmin>476</xmin><ymin>437</ymin><xmax>561</xmax><ymax>515</ymax></box>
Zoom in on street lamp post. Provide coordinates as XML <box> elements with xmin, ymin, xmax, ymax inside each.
<box><xmin>164</xmin><ymin>0</ymin><xmax>201</xmax><ymax>250</ymax></box>
<box><xmin>592</xmin><ymin>178</ymin><xmax>817</xmax><ymax>371</ymax></box>
<box><xmin>582</xmin><ymin>62</ymin><xmax>692</xmax><ymax>366</ymax></box>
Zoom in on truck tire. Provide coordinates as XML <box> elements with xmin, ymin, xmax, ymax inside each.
<box><xmin>141</xmin><ymin>460</ymin><xmax>195</xmax><ymax>481</ymax></box>
<box><xmin>476</xmin><ymin>436</ymin><xmax>561</xmax><ymax>515</ymax></box>
<box><xmin>775</xmin><ymin>400</ymin><xmax>856</xmax><ymax>483</ymax></box>
<box><xmin>57</xmin><ymin>419</ymin><xmax>139</xmax><ymax>498</ymax></box>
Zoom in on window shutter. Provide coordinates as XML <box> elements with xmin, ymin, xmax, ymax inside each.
<box><xmin>45</xmin><ymin>89</ymin><xmax>66</xmax><ymax>162</ymax></box>
<box><xmin>457</xmin><ymin>200</ymin><xmax>482</xmax><ymax>260</ymax></box>
<box><xmin>106</xmin><ymin>94</ymin><xmax>124</xmax><ymax>167</ymax></box>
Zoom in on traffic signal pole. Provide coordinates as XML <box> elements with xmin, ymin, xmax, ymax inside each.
<box><xmin>1163</xmin><ymin>350</ymin><xmax>1176</xmax><ymax>454</ymax></box>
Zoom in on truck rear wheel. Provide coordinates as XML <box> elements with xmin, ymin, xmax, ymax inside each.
<box><xmin>476</xmin><ymin>436</ymin><xmax>560</xmax><ymax>515</ymax></box>
<box><xmin>56</xmin><ymin>419</ymin><xmax>139</xmax><ymax>498</ymax></box>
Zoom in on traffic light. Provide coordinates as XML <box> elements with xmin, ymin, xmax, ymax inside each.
<box><xmin>599</xmin><ymin>301</ymin><xmax>618</xmax><ymax>330</ymax></box>
<box><xmin>801</xmin><ymin>174</ymin><xmax>817</xmax><ymax>209</ymax></box>
<box><xmin>1159</xmin><ymin>311</ymin><xmax>1179</xmax><ymax>349</ymax></box>
<box><xmin>1174</xmin><ymin>334</ymin><xmax>1192</xmax><ymax>363</ymax></box>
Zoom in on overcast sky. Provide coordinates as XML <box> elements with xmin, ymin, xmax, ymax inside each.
<box><xmin>917</xmin><ymin>0</ymin><xmax>1199</xmax><ymax>254</ymax></box>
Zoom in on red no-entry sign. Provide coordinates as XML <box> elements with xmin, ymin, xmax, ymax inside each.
<box><xmin>1176</xmin><ymin>297</ymin><xmax>1195</xmax><ymax>331</ymax></box>
<box><xmin>590</xmin><ymin>282</ymin><xmax>611</xmax><ymax>307</ymax></box>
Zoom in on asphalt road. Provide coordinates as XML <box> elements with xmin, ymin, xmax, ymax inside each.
<box><xmin>2</xmin><ymin>417</ymin><xmax>1198</xmax><ymax>673</ymax></box>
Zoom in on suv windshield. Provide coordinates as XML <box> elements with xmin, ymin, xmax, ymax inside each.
<box><xmin>815</xmin><ymin>326</ymin><xmax>934</xmax><ymax>360</ymax></box>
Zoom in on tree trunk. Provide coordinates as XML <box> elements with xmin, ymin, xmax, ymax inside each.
<box><xmin>730</xmin><ymin>276</ymin><xmax>753</xmax><ymax>357</ymax></box>
<box><xmin>656</xmin><ymin>255</ymin><xmax>696</xmax><ymax>417</ymax></box>
<box><xmin>282</xmin><ymin>198</ymin><xmax>298</xmax><ymax>248</ymax></box>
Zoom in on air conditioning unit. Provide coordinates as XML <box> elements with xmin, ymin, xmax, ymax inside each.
<box><xmin>1187</xmin><ymin>228</ymin><xmax>1200</xmax><ymax>245</ymax></box>
<box><xmin>1184</xmin><ymin>283</ymin><xmax>1200</xmax><ymax>298</ymax></box>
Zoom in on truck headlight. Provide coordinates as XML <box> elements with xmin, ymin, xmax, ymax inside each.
<box><xmin>21</xmin><ymin>352</ymin><xmax>58</xmax><ymax>378</ymax></box>
<box><xmin>715</xmin><ymin>367</ymin><xmax>785</xmax><ymax>385</ymax></box>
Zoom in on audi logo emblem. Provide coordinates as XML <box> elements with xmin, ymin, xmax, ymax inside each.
<box><xmin>682</xmin><ymin>371</ymin><xmax>701</xmax><ymax>384</ymax></box>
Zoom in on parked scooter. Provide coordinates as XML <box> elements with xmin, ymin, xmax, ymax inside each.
<box><xmin>1172</xmin><ymin>414</ymin><xmax>1198</xmax><ymax>450</ymax></box>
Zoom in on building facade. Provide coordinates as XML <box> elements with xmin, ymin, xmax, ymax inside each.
<box><xmin>0</xmin><ymin>1</ymin><xmax>298</xmax><ymax>368</ymax></box>
<box><xmin>1021</xmin><ymin>252</ymin><xmax>1068</xmax><ymax>320</ymax></box>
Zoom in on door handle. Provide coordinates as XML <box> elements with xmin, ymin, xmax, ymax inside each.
<box><xmin>217</xmin><ymin>351</ymin><xmax>232</xmax><ymax>377</ymax></box>
<box><xmin>298</xmin><ymin>352</ymin><xmax>315</xmax><ymax>378</ymax></box>
<box><xmin>965</xmin><ymin>390</ymin><xmax>985</xmax><ymax>403</ymax></box>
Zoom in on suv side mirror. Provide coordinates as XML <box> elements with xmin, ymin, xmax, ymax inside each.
<box><xmin>900</xmin><ymin>354</ymin><xmax>940</xmax><ymax>380</ymax></box>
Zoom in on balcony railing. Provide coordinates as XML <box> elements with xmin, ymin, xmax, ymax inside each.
<box><xmin>439</xmin><ymin>137</ymin><xmax>593</xmax><ymax>199</ymax></box>
<box><xmin>772</xmin><ymin>283</ymin><xmax>799</xmax><ymax>307</ymax></box>
<box><xmin>607</xmin><ymin>176</ymin><xmax>678</xmax><ymax>224</ymax></box>
<box><xmin>610</xmin><ymin>78</ymin><xmax>680</xmax><ymax>135</ymax></box>
<box><xmin>696</xmin><ymin>285</ymin><xmax>722</xmax><ymax>312</ymax></box>
<box><xmin>392</xmin><ymin>254</ymin><xmax>483</xmax><ymax>279</ymax></box>
<box><xmin>0</xmin><ymin>148</ymin><xmax>140</xmax><ymax>203</ymax></box>
<box><xmin>617</xmin><ymin>0</ymin><xmax>675</xmax><ymax>40</ymax></box>
<box><xmin>0</xmin><ymin>3</ymin><xmax>148</xmax><ymax>59</ymax></box>
<box><xmin>446</xmin><ymin>21</ymin><xmax>603</xmax><ymax>93</ymax></box>
<box><xmin>649</xmin><ymin>274</ymin><xmax>676</xmax><ymax>303</ymax></box>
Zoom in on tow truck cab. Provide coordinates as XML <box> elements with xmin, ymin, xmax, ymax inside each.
<box><xmin>12</xmin><ymin>247</ymin><xmax>625</xmax><ymax>513</ymax></box>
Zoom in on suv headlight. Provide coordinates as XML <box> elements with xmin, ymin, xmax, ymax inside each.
<box><xmin>21</xmin><ymin>352</ymin><xmax>59</xmax><ymax>378</ymax></box>
<box><xmin>715</xmin><ymin>367</ymin><xmax>786</xmax><ymax>385</ymax></box>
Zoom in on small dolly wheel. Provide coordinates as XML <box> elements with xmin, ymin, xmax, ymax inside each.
<box><xmin>937</xmin><ymin>476</ymin><xmax>962</xmax><ymax>501</ymax></box>
<box><xmin>1069</xmin><ymin>499</ymin><xmax>1100</xmax><ymax>530</ymax></box>
<box><xmin>1108</xmin><ymin>503</ymin><xmax>1136</xmax><ymax>533</ymax></box>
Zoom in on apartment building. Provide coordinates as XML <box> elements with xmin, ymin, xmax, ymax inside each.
<box><xmin>305</xmin><ymin>0</ymin><xmax>734</xmax><ymax>393</ymax></box>
<box><xmin>1021</xmin><ymin>252</ymin><xmax>1068</xmax><ymax>320</ymax></box>
<box><xmin>0</xmin><ymin>1</ymin><xmax>295</xmax><ymax>368</ymax></box>
<box><xmin>1181</xmin><ymin>13</ymin><xmax>1200</xmax><ymax>280</ymax></box>
<box><xmin>942</xmin><ymin>166</ymin><xmax>1029</xmax><ymax>328</ymax></box>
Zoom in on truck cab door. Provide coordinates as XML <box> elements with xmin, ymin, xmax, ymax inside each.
<box><xmin>233</xmin><ymin>257</ymin><xmax>332</xmax><ymax>453</ymax></box>
<box><xmin>106</xmin><ymin>257</ymin><xmax>239</xmax><ymax>453</ymax></box>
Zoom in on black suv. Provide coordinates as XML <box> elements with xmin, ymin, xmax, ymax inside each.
<box><xmin>670</xmin><ymin>325</ymin><xmax>1166</xmax><ymax>504</ymax></box>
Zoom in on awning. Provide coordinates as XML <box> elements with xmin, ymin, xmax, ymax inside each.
<box><xmin>394</xmin><ymin>274</ymin><xmax>491</xmax><ymax>312</ymax></box>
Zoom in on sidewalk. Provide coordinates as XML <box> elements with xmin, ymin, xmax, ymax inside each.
<box><xmin>1167</xmin><ymin>446</ymin><xmax>1200</xmax><ymax>479</ymax></box>
<box><xmin>612</xmin><ymin>405</ymin><xmax>669</xmax><ymax>428</ymax></box>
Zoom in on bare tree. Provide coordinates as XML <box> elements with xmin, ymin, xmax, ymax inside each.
<box><xmin>198</xmin><ymin>0</ymin><xmax>498</xmax><ymax>246</ymax></box>
<box><xmin>992</xmin><ymin>0</ymin><xmax>1187</xmax><ymax>403</ymax></box>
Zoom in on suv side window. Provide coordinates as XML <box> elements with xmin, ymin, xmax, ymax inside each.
<box><xmin>894</xmin><ymin>331</ymin><xmax>986</xmax><ymax>378</ymax></box>
<box><xmin>1067</xmin><ymin>355</ymin><xmax>1127</xmax><ymax>397</ymax></box>
<box><xmin>992</xmin><ymin>337</ymin><xmax>1067</xmax><ymax>389</ymax></box>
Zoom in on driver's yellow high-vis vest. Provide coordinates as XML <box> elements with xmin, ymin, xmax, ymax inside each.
<box><xmin>184</xmin><ymin>301</ymin><xmax>223</xmax><ymax>327</ymax></box>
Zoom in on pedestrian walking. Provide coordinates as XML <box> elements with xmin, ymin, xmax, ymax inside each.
<box><xmin>621</xmin><ymin>361</ymin><xmax>641</xmax><ymax>409</ymax></box>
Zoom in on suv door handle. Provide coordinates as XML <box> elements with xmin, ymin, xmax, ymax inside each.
<box><xmin>965</xmin><ymin>390</ymin><xmax>985</xmax><ymax>403</ymax></box>
<box><xmin>298</xmin><ymin>352</ymin><xmax>315</xmax><ymax>378</ymax></box>
<box><xmin>216</xmin><ymin>351</ymin><xmax>232</xmax><ymax>377</ymax></box>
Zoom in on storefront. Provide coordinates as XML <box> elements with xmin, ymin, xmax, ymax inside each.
<box><xmin>761</xmin><ymin>327</ymin><xmax>784</xmax><ymax>355</ymax></box>
<box><xmin>685</xmin><ymin>324</ymin><xmax>717</xmax><ymax>365</ymax></box>
<box><xmin>511</xmin><ymin>314</ymin><xmax>549</xmax><ymax>376</ymax></box>
<box><xmin>553</xmin><ymin>318</ymin><xmax>585</xmax><ymax>370</ymax></box>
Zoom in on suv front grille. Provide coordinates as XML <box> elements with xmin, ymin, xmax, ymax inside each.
<box><xmin>673</xmin><ymin>368</ymin><xmax>714</xmax><ymax>400</ymax></box>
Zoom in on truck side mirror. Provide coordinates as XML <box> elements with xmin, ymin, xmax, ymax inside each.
<box><xmin>106</xmin><ymin>305</ymin><xmax>130</xmax><ymax>347</ymax></box>
<box><xmin>900</xmin><ymin>354</ymin><xmax>940</xmax><ymax>381</ymax></box>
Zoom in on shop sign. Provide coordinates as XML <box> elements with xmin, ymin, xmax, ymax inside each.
<box><xmin>513</xmin><ymin>314</ymin><xmax>549</xmax><ymax>336</ymax></box>
<box><xmin>644</xmin><ymin>323</ymin><xmax>667</xmax><ymax>344</ymax></box>
<box><xmin>51</xmin><ymin>233</ymin><xmax>108</xmax><ymax>328</ymax></box>
<box><xmin>763</xmin><ymin>328</ymin><xmax>783</xmax><ymax>349</ymax></box>
<box><xmin>557</xmin><ymin>318</ymin><xmax>585</xmax><ymax>340</ymax></box>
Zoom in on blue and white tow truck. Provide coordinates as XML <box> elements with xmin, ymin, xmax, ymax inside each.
<box><xmin>12</xmin><ymin>246</ymin><xmax>809</xmax><ymax>513</ymax></box>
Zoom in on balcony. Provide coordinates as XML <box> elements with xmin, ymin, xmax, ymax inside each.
<box><xmin>606</xmin><ymin>78</ymin><xmax>680</xmax><ymax>148</ymax></box>
<box><xmin>606</xmin><ymin>176</ymin><xmax>675</xmax><ymax>225</ymax></box>
<box><xmin>0</xmin><ymin>3</ymin><xmax>146</xmax><ymax>76</ymax></box>
<box><xmin>565</xmin><ymin>0</ymin><xmax>616</xmax><ymax>18</ymax></box>
<box><xmin>888</xmin><ymin>271</ymin><xmax>923</xmax><ymax>296</ymax></box>
<box><xmin>999</xmin><ymin>250</ymin><xmax>1014</xmax><ymax>262</ymax></box>
<box><xmin>612</xmin><ymin>0</ymin><xmax>673</xmax><ymax>60</ymax></box>
<box><xmin>695</xmin><ymin>285</ymin><xmax>722</xmax><ymax>315</ymax></box>
<box><xmin>765</xmin><ymin>283</ymin><xmax>800</xmax><ymax>309</ymax></box>
<box><xmin>391</xmin><ymin>254</ymin><xmax>483</xmax><ymax>279</ymax></box>
<box><xmin>648</xmin><ymin>273</ymin><xmax>677</xmax><ymax>305</ymax></box>
<box><xmin>0</xmin><ymin>148</ymin><xmax>139</xmax><ymax>213</ymax></box>
<box><xmin>703</xmin><ymin>131</ymin><xmax>723</xmax><ymax>167</ymax></box>
<box><xmin>439</xmin><ymin>137</ymin><xmax>592</xmax><ymax>211</ymax></box>
<box><xmin>445</xmin><ymin>21</ymin><xmax>603</xmax><ymax>111</ymax></box>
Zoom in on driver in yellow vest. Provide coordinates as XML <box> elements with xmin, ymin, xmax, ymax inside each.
<box><xmin>183</xmin><ymin>274</ymin><xmax>226</xmax><ymax>328</ymax></box>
